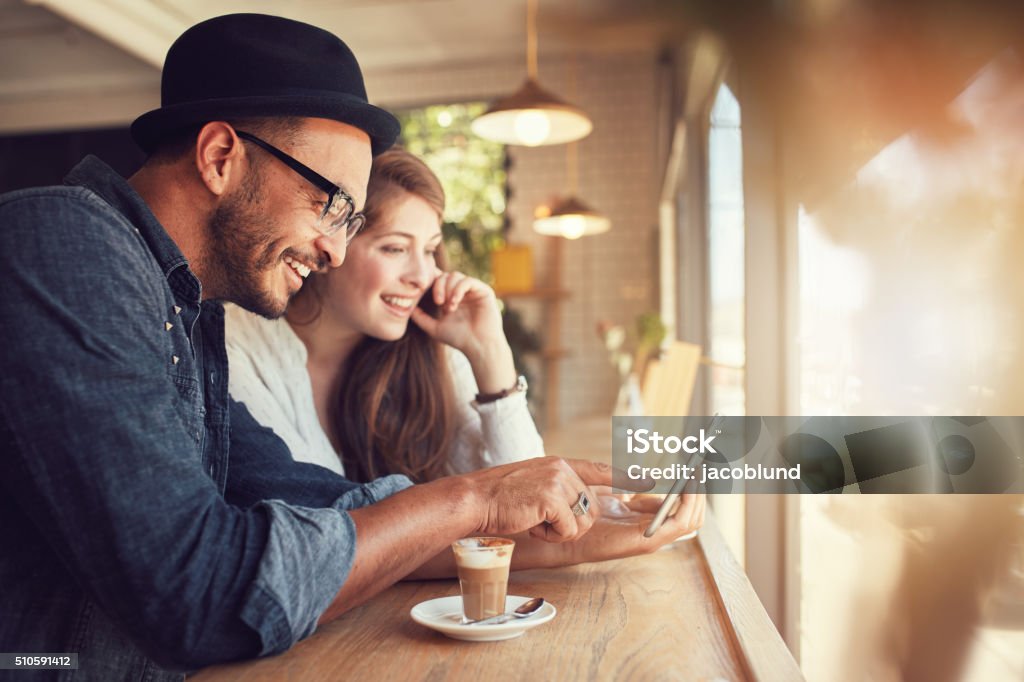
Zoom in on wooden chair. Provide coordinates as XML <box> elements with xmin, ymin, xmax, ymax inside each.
<box><xmin>640</xmin><ymin>341</ymin><xmax>702</xmax><ymax>416</ymax></box>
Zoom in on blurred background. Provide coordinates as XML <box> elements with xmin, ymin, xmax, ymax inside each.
<box><xmin>2</xmin><ymin>0</ymin><xmax>1023</xmax><ymax>679</ymax></box>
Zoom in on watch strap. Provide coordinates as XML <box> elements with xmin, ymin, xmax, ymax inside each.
<box><xmin>475</xmin><ymin>375</ymin><xmax>527</xmax><ymax>404</ymax></box>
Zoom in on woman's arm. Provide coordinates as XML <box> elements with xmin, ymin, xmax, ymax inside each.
<box><xmin>411</xmin><ymin>272</ymin><xmax>546</xmax><ymax>472</ymax></box>
<box><xmin>404</xmin><ymin>493</ymin><xmax>707</xmax><ymax>579</ymax></box>
<box><xmin>444</xmin><ymin>348</ymin><xmax>546</xmax><ymax>472</ymax></box>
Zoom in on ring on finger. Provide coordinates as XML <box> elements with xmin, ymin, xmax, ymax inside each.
<box><xmin>570</xmin><ymin>491</ymin><xmax>591</xmax><ymax>517</ymax></box>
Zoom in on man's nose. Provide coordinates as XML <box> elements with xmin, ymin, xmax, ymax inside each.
<box><xmin>314</xmin><ymin>232</ymin><xmax>346</xmax><ymax>270</ymax></box>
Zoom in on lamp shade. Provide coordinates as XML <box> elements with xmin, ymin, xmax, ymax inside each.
<box><xmin>472</xmin><ymin>78</ymin><xmax>593</xmax><ymax>147</ymax></box>
<box><xmin>533</xmin><ymin>195</ymin><xmax>611</xmax><ymax>239</ymax></box>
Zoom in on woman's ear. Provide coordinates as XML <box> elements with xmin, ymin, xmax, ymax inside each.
<box><xmin>194</xmin><ymin>121</ymin><xmax>245</xmax><ymax>196</ymax></box>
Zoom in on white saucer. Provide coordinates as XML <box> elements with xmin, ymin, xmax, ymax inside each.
<box><xmin>410</xmin><ymin>595</ymin><xmax>556</xmax><ymax>642</ymax></box>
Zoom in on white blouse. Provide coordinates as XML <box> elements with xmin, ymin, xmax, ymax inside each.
<box><xmin>224</xmin><ymin>304</ymin><xmax>545</xmax><ymax>476</ymax></box>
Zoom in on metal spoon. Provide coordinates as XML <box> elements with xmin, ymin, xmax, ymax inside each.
<box><xmin>466</xmin><ymin>597</ymin><xmax>545</xmax><ymax>626</ymax></box>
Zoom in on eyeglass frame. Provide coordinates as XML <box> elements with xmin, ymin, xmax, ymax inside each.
<box><xmin>235</xmin><ymin>130</ymin><xmax>366</xmax><ymax>241</ymax></box>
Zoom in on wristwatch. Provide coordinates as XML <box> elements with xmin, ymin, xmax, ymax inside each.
<box><xmin>475</xmin><ymin>375</ymin><xmax>528</xmax><ymax>404</ymax></box>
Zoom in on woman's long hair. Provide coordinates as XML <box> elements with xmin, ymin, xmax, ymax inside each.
<box><xmin>294</xmin><ymin>149</ymin><xmax>457</xmax><ymax>483</ymax></box>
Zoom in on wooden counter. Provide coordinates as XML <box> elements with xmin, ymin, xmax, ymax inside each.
<box><xmin>192</xmin><ymin>417</ymin><xmax>803</xmax><ymax>681</ymax></box>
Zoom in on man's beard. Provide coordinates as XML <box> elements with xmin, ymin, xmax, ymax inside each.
<box><xmin>205</xmin><ymin>166</ymin><xmax>289</xmax><ymax>318</ymax></box>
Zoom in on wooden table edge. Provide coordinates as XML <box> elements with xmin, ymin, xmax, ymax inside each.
<box><xmin>697</xmin><ymin>508</ymin><xmax>805</xmax><ymax>682</ymax></box>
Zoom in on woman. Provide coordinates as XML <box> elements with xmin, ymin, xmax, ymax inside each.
<box><xmin>225</xmin><ymin>148</ymin><xmax>543</xmax><ymax>482</ymax></box>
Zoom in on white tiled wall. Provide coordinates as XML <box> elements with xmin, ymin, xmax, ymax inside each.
<box><xmin>371</xmin><ymin>51</ymin><xmax>662</xmax><ymax>427</ymax></box>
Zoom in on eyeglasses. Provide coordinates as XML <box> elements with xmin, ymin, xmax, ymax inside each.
<box><xmin>235</xmin><ymin>130</ymin><xmax>366</xmax><ymax>242</ymax></box>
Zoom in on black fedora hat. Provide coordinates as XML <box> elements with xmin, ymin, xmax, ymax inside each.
<box><xmin>131</xmin><ymin>13</ymin><xmax>399</xmax><ymax>155</ymax></box>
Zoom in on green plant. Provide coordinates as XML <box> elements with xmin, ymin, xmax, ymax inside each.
<box><xmin>597</xmin><ymin>312</ymin><xmax>667</xmax><ymax>381</ymax></box>
<box><xmin>634</xmin><ymin>312</ymin><xmax>668</xmax><ymax>379</ymax></box>
<box><xmin>396</xmin><ymin>103</ymin><xmax>507</xmax><ymax>279</ymax></box>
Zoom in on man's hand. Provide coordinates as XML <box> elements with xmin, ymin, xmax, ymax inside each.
<box><xmin>463</xmin><ymin>457</ymin><xmax>617</xmax><ymax>542</ymax></box>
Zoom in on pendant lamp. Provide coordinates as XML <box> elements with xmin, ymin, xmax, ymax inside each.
<box><xmin>533</xmin><ymin>194</ymin><xmax>611</xmax><ymax>239</ymax></box>
<box><xmin>472</xmin><ymin>0</ymin><xmax>593</xmax><ymax>147</ymax></box>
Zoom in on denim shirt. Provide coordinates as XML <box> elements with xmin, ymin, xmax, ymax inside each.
<box><xmin>0</xmin><ymin>156</ymin><xmax>412</xmax><ymax>681</ymax></box>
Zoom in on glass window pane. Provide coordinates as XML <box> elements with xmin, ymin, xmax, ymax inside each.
<box><xmin>708</xmin><ymin>83</ymin><xmax>746</xmax><ymax>416</ymax></box>
<box><xmin>796</xmin><ymin>54</ymin><xmax>1024</xmax><ymax>681</ymax></box>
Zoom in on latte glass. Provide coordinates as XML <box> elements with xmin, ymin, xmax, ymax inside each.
<box><xmin>451</xmin><ymin>537</ymin><xmax>516</xmax><ymax>621</ymax></box>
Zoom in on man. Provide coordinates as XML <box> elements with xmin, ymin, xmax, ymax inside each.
<box><xmin>0</xmin><ymin>13</ymin><xmax>702</xmax><ymax>681</ymax></box>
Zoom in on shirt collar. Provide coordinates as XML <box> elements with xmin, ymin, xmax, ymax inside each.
<box><xmin>64</xmin><ymin>155</ymin><xmax>201</xmax><ymax>304</ymax></box>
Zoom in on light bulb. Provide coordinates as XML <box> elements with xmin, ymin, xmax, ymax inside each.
<box><xmin>514</xmin><ymin>110</ymin><xmax>551</xmax><ymax>146</ymax></box>
<box><xmin>558</xmin><ymin>215</ymin><xmax>586</xmax><ymax>240</ymax></box>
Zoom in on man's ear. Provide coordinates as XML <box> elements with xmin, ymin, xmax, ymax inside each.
<box><xmin>194</xmin><ymin>121</ymin><xmax>244</xmax><ymax>196</ymax></box>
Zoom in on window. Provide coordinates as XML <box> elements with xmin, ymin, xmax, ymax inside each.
<box><xmin>795</xmin><ymin>54</ymin><xmax>1024</xmax><ymax>681</ymax></box>
<box><xmin>705</xmin><ymin>81</ymin><xmax>748</xmax><ymax>568</ymax></box>
<box><xmin>707</xmin><ymin>83</ymin><xmax>746</xmax><ymax>416</ymax></box>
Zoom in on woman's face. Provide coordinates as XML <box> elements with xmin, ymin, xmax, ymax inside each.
<box><xmin>322</xmin><ymin>190</ymin><xmax>442</xmax><ymax>341</ymax></box>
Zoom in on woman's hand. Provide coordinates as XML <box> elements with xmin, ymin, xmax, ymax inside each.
<box><xmin>410</xmin><ymin>270</ymin><xmax>517</xmax><ymax>394</ymax></box>
<box><xmin>567</xmin><ymin>493</ymin><xmax>706</xmax><ymax>564</ymax></box>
